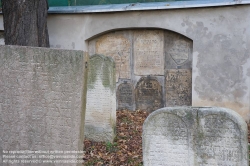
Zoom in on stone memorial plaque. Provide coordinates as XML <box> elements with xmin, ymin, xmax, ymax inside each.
<box><xmin>117</xmin><ymin>82</ymin><xmax>134</xmax><ymax>110</ymax></box>
<box><xmin>0</xmin><ymin>45</ymin><xmax>87</xmax><ymax>166</ymax></box>
<box><xmin>134</xmin><ymin>30</ymin><xmax>164</xmax><ymax>75</ymax></box>
<box><xmin>169</xmin><ymin>39</ymin><xmax>190</xmax><ymax>65</ymax></box>
<box><xmin>96</xmin><ymin>33</ymin><xmax>131</xmax><ymax>82</ymax></box>
<box><xmin>135</xmin><ymin>77</ymin><xmax>163</xmax><ymax>112</ymax></box>
<box><xmin>85</xmin><ymin>54</ymin><xmax>116</xmax><ymax>142</ymax></box>
<box><xmin>143</xmin><ymin>107</ymin><xmax>249</xmax><ymax>166</ymax></box>
<box><xmin>166</xmin><ymin>69</ymin><xmax>192</xmax><ymax>106</ymax></box>
<box><xmin>165</xmin><ymin>32</ymin><xmax>192</xmax><ymax>69</ymax></box>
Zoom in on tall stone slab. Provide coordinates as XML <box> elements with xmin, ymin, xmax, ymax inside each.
<box><xmin>143</xmin><ymin>107</ymin><xmax>249</xmax><ymax>166</ymax></box>
<box><xmin>134</xmin><ymin>30</ymin><xmax>164</xmax><ymax>75</ymax></box>
<box><xmin>85</xmin><ymin>54</ymin><xmax>116</xmax><ymax>142</ymax></box>
<box><xmin>135</xmin><ymin>77</ymin><xmax>163</xmax><ymax>112</ymax></box>
<box><xmin>0</xmin><ymin>45</ymin><xmax>88</xmax><ymax>166</ymax></box>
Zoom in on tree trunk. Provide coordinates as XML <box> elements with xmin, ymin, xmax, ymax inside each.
<box><xmin>2</xmin><ymin>0</ymin><xmax>50</xmax><ymax>47</ymax></box>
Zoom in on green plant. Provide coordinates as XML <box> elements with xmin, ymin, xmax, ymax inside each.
<box><xmin>105</xmin><ymin>141</ymin><xmax>118</xmax><ymax>152</ymax></box>
<box><xmin>121</xmin><ymin>117</ymin><xmax>132</xmax><ymax>124</ymax></box>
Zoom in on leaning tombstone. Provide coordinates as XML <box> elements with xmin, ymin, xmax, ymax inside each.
<box><xmin>143</xmin><ymin>107</ymin><xmax>249</xmax><ymax>166</ymax></box>
<box><xmin>0</xmin><ymin>45</ymin><xmax>88</xmax><ymax>166</ymax></box>
<box><xmin>85</xmin><ymin>54</ymin><xmax>116</xmax><ymax>142</ymax></box>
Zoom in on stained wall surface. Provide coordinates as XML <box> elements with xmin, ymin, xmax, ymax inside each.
<box><xmin>46</xmin><ymin>5</ymin><xmax>250</xmax><ymax>121</ymax></box>
<box><xmin>143</xmin><ymin>107</ymin><xmax>249</xmax><ymax>166</ymax></box>
<box><xmin>0</xmin><ymin>45</ymin><xmax>88</xmax><ymax>166</ymax></box>
<box><xmin>0</xmin><ymin>4</ymin><xmax>249</xmax><ymax>121</ymax></box>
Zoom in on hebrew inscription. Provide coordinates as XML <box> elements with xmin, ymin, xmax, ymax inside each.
<box><xmin>0</xmin><ymin>45</ymin><xmax>87</xmax><ymax>166</ymax></box>
<box><xmin>169</xmin><ymin>39</ymin><xmax>190</xmax><ymax>65</ymax></box>
<box><xmin>85</xmin><ymin>54</ymin><xmax>116</xmax><ymax>142</ymax></box>
<box><xmin>143</xmin><ymin>107</ymin><xmax>249</xmax><ymax>166</ymax></box>
<box><xmin>196</xmin><ymin>115</ymin><xmax>242</xmax><ymax>165</ymax></box>
<box><xmin>143</xmin><ymin>113</ymin><xmax>189</xmax><ymax>166</ymax></box>
<box><xmin>117</xmin><ymin>82</ymin><xmax>134</xmax><ymax>110</ymax></box>
<box><xmin>165</xmin><ymin>32</ymin><xmax>193</xmax><ymax>69</ymax></box>
<box><xmin>95</xmin><ymin>33</ymin><xmax>131</xmax><ymax>82</ymax></box>
<box><xmin>134</xmin><ymin>30</ymin><xmax>164</xmax><ymax>75</ymax></box>
<box><xmin>166</xmin><ymin>69</ymin><xmax>192</xmax><ymax>106</ymax></box>
<box><xmin>88</xmin><ymin>29</ymin><xmax>194</xmax><ymax>112</ymax></box>
<box><xmin>135</xmin><ymin>77</ymin><xmax>163</xmax><ymax>112</ymax></box>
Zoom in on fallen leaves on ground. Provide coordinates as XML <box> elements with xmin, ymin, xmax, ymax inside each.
<box><xmin>83</xmin><ymin>110</ymin><xmax>149</xmax><ymax>166</ymax></box>
<box><xmin>83</xmin><ymin>110</ymin><xmax>250</xmax><ymax>165</ymax></box>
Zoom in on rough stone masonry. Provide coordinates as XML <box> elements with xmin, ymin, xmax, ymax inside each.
<box><xmin>143</xmin><ymin>107</ymin><xmax>249</xmax><ymax>166</ymax></box>
<box><xmin>0</xmin><ymin>45</ymin><xmax>88</xmax><ymax>166</ymax></box>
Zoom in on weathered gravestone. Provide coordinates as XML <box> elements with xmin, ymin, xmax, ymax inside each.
<box><xmin>134</xmin><ymin>30</ymin><xmax>164</xmax><ymax>76</ymax></box>
<box><xmin>165</xmin><ymin>69</ymin><xmax>192</xmax><ymax>106</ymax></box>
<box><xmin>143</xmin><ymin>107</ymin><xmax>249</xmax><ymax>166</ymax></box>
<box><xmin>135</xmin><ymin>77</ymin><xmax>163</xmax><ymax>112</ymax></box>
<box><xmin>117</xmin><ymin>81</ymin><xmax>134</xmax><ymax>110</ymax></box>
<box><xmin>164</xmin><ymin>31</ymin><xmax>192</xmax><ymax>69</ymax></box>
<box><xmin>95</xmin><ymin>32</ymin><xmax>131</xmax><ymax>82</ymax></box>
<box><xmin>0</xmin><ymin>45</ymin><xmax>88</xmax><ymax>166</ymax></box>
<box><xmin>89</xmin><ymin>29</ymin><xmax>193</xmax><ymax>111</ymax></box>
<box><xmin>85</xmin><ymin>54</ymin><xmax>116</xmax><ymax>142</ymax></box>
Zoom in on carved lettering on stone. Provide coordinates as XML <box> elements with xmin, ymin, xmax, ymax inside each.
<box><xmin>169</xmin><ymin>39</ymin><xmax>190</xmax><ymax>65</ymax></box>
<box><xmin>195</xmin><ymin>115</ymin><xmax>242</xmax><ymax>165</ymax></box>
<box><xmin>166</xmin><ymin>69</ymin><xmax>192</xmax><ymax>106</ymax></box>
<box><xmin>96</xmin><ymin>33</ymin><xmax>131</xmax><ymax>82</ymax></box>
<box><xmin>85</xmin><ymin>54</ymin><xmax>116</xmax><ymax>142</ymax></box>
<box><xmin>134</xmin><ymin>30</ymin><xmax>164</xmax><ymax>75</ymax></box>
<box><xmin>165</xmin><ymin>32</ymin><xmax>192</xmax><ymax>69</ymax></box>
<box><xmin>0</xmin><ymin>45</ymin><xmax>87</xmax><ymax>165</ymax></box>
<box><xmin>143</xmin><ymin>107</ymin><xmax>249</xmax><ymax>166</ymax></box>
<box><xmin>117</xmin><ymin>82</ymin><xmax>134</xmax><ymax>110</ymax></box>
<box><xmin>143</xmin><ymin>112</ymin><xmax>189</xmax><ymax>166</ymax></box>
<box><xmin>135</xmin><ymin>77</ymin><xmax>163</xmax><ymax>112</ymax></box>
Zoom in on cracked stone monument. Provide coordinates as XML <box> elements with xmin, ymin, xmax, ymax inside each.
<box><xmin>85</xmin><ymin>54</ymin><xmax>116</xmax><ymax>142</ymax></box>
<box><xmin>0</xmin><ymin>45</ymin><xmax>88</xmax><ymax>166</ymax></box>
<box><xmin>143</xmin><ymin>107</ymin><xmax>249</xmax><ymax>166</ymax></box>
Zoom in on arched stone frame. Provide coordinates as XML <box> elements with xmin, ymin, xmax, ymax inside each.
<box><xmin>87</xmin><ymin>28</ymin><xmax>193</xmax><ymax>111</ymax></box>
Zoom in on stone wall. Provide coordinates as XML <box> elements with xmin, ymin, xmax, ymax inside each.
<box><xmin>45</xmin><ymin>5</ymin><xmax>250</xmax><ymax>120</ymax></box>
<box><xmin>89</xmin><ymin>30</ymin><xmax>193</xmax><ymax>112</ymax></box>
<box><xmin>0</xmin><ymin>4</ymin><xmax>248</xmax><ymax>120</ymax></box>
<box><xmin>0</xmin><ymin>45</ymin><xmax>88</xmax><ymax>166</ymax></box>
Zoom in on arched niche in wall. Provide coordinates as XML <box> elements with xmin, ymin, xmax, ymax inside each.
<box><xmin>88</xmin><ymin>29</ymin><xmax>193</xmax><ymax>111</ymax></box>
